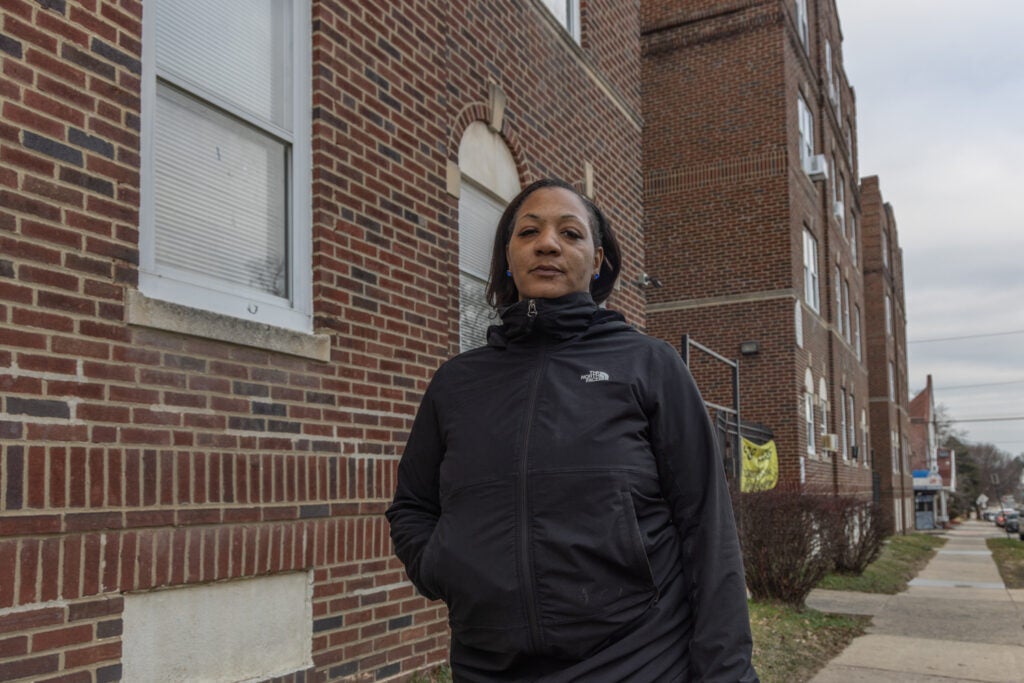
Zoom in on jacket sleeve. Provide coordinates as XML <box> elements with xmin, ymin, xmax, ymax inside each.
<box><xmin>385</xmin><ymin>377</ymin><xmax>444</xmax><ymax>600</ymax></box>
<box><xmin>644</xmin><ymin>342</ymin><xmax>759</xmax><ymax>682</ymax></box>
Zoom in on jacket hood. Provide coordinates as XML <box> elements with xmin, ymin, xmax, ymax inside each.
<box><xmin>487</xmin><ymin>291</ymin><xmax>630</xmax><ymax>348</ymax></box>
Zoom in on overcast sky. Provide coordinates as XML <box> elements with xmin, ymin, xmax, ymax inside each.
<box><xmin>839</xmin><ymin>1</ymin><xmax>1024</xmax><ymax>454</ymax></box>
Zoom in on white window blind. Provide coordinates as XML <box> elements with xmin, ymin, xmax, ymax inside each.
<box><xmin>154</xmin><ymin>83</ymin><xmax>288</xmax><ymax>298</ymax></box>
<box><xmin>156</xmin><ymin>0</ymin><xmax>291</xmax><ymax>129</ymax></box>
<box><xmin>459</xmin><ymin>183</ymin><xmax>504</xmax><ymax>351</ymax></box>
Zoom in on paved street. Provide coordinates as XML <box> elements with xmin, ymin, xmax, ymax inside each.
<box><xmin>806</xmin><ymin>520</ymin><xmax>1024</xmax><ymax>682</ymax></box>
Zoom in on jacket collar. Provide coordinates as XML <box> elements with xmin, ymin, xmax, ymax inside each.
<box><xmin>487</xmin><ymin>292</ymin><xmax>626</xmax><ymax>348</ymax></box>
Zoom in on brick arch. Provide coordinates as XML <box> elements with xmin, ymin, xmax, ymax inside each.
<box><xmin>448</xmin><ymin>103</ymin><xmax>532</xmax><ymax>187</ymax></box>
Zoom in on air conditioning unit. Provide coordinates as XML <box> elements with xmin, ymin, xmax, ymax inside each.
<box><xmin>832</xmin><ymin>200</ymin><xmax>845</xmax><ymax>220</ymax></box>
<box><xmin>821</xmin><ymin>433</ymin><xmax>839</xmax><ymax>451</ymax></box>
<box><xmin>804</xmin><ymin>153</ymin><xmax>828</xmax><ymax>181</ymax></box>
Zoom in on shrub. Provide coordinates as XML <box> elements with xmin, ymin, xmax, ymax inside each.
<box><xmin>734</xmin><ymin>487</ymin><xmax>835</xmax><ymax>607</ymax></box>
<box><xmin>824</xmin><ymin>497</ymin><xmax>891</xmax><ymax>575</ymax></box>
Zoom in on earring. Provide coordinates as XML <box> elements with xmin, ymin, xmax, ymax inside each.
<box><xmin>593</xmin><ymin>273</ymin><xmax>600</xmax><ymax>280</ymax></box>
<box><xmin>506</xmin><ymin>269</ymin><xmax>512</xmax><ymax>277</ymax></box>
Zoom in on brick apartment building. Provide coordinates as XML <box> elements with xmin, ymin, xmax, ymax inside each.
<box><xmin>641</xmin><ymin>0</ymin><xmax>879</xmax><ymax>497</ymax></box>
<box><xmin>861</xmin><ymin>175</ymin><xmax>914</xmax><ymax>531</ymax></box>
<box><xmin>0</xmin><ymin>1</ymin><xmax>644</xmax><ymax>681</ymax></box>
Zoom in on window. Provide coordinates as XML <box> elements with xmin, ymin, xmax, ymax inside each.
<box><xmin>819</xmin><ymin>379</ymin><xmax>829</xmax><ymax>437</ymax></box>
<box><xmin>891</xmin><ymin>430</ymin><xmax>899</xmax><ymax>473</ymax></box>
<box><xmin>456</xmin><ymin>122</ymin><xmax>520</xmax><ymax>351</ymax></box>
<box><xmin>848</xmin><ymin>393</ymin><xmax>857</xmax><ymax>460</ymax></box>
<box><xmin>888</xmin><ymin>361</ymin><xmax>896</xmax><ymax>401</ymax></box>
<box><xmin>540</xmin><ymin>0</ymin><xmax>581</xmax><ymax>42</ymax></box>
<box><xmin>850</xmin><ymin>213</ymin><xmax>858</xmax><ymax>265</ymax></box>
<box><xmin>842</xmin><ymin>280</ymin><xmax>851</xmax><ymax>343</ymax></box>
<box><xmin>833</xmin><ymin>265</ymin><xmax>843</xmax><ymax>337</ymax></box>
<box><xmin>459</xmin><ymin>182</ymin><xmax>505</xmax><ymax>351</ymax></box>
<box><xmin>839</xmin><ymin>387</ymin><xmax>848</xmax><ymax>459</ymax></box>
<box><xmin>819</xmin><ymin>395</ymin><xmax>829</xmax><ymax>437</ymax></box>
<box><xmin>836</xmin><ymin>172</ymin><xmax>846</xmax><ymax>230</ymax></box>
<box><xmin>825</xmin><ymin>40</ymin><xmax>833</xmax><ymax>89</ymax></box>
<box><xmin>881</xmin><ymin>229</ymin><xmax>890</xmax><ymax>270</ymax></box>
<box><xmin>861</xmin><ymin>410</ymin><xmax>869</xmax><ymax>466</ymax></box>
<box><xmin>796</xmin><ymin>0</ymin><xmax>809</xmax><ymax>48</ymax></box>
<box><xmin>830</xmin><ymin>155</ymin><xmax>838</xmax><ymax>205</ymax></box>
<box><xmin>803</xmin><ymin>228</ymin><xmax>819</xmax><ymax>312</ymax></box>
<box><xmin>805</xmin><ymin>391</ymin><xmax>816</xmax><ymax>455</ymax></box>
<box><xmin>853</xmin><ymin>304</ymin><xmax>862</xmax><ymax>361</ymax></box>
<box><xmin>798</xmin><ymin>95</ymin><xmax>814</xmax><ymax>168</ymax></box>
<box><xmin>885</xmin><ymin>293</ymin><xmax>893</xmax><ymax>335</ymax></box>
<box><xmin>139</xmin><ymin>0</ymin><xmax>312</xmax><ymax>331</ymax></box>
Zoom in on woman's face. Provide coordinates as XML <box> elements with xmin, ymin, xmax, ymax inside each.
<box><xmin>506</xmin><ymin>187</ymin><xmax>604</xmax><ymax>301</ymax></box>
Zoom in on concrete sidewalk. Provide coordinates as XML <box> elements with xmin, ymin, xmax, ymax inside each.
<box><xmin>805</xmin><ymin>520</ymin><xmax>1024</xmax><ymax>683</ymax></box>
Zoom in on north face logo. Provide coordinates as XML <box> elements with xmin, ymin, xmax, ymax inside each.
<box><xmin>580</xmin><ymin>370</ymin><xmax>610</xmax><ymax>383</ymax></box>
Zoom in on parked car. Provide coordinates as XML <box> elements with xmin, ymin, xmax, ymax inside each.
<box><xmin>995</xmin><ymin>509</ymin><xmax>1018</xmax><ymax>527</ymax></box>
<box><xmin>983</xmin><ymin>509</ymin><xmax>999</xmax><ymax>522</ymax></box>
<box><xmin>1006</xmin><ymin>514</ymin><xmax>1020</xmax><ymax>534</ymax></box>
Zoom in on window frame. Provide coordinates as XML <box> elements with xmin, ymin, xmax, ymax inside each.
<box><xmin>848</xmin><ymin>393</ymin><xmax>857</xmax><ymax>459</ymax></box>
<box><xmin>853</xmin><ymin>303</ymin><xmax>862</xmax><ymax>361</ymax></box>
<box><xmin>805</xmin><ymin>391</ymin><xmax>816</xmax><ymax>456</ymax></box>
<box><xmin>798</xmin><ymin>95</ymin><xmax>814</xmax><ymax>168</ymax></box>
<box><xmin>833</xmin><ymin>264</ymin><xmax>843</xmax><ymax>337</ymax></box>
<box><xmin>839</xmin><ymin>387</ymin><xmax>848</xmax><ymax>460</ymax></box>
<box><xmin>540</xmin><ymin>0</ymin><xmax>581</xmax><ymax>43</ymax></box>
<box><xmin>803</xmin><ymin>228</ymin><xmax>820</xmax><ymax>312</ymax></box>
<box><xmin>842</xmin><ymin>279</ymin><xmax>851</xmax><ymax>343</ymax></box>
<box><xmin>796</xmin><ymin>0</ymin><xmax>809</xmax><ymax>49</ymax></box>
<box><xmin>138</xmin><ymin>0</ymin><xmax>313</xmax><ymax>333</ymax></box>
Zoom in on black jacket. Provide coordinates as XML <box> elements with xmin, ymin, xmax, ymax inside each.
<box><xmin>387</xmin><ymin>293</ymin><xmax>757</xmax><ymax>682</ymax></box>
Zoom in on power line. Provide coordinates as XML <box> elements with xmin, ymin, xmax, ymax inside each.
<box><xmin>947</xmin><ymin>415</ymin><xmax>1024</xmax><ymax>424</ymax></box>
<box><xmin>909</xmin><ymin>328</ymin><xmax>1024</xmax><ymax>344</ymax></box>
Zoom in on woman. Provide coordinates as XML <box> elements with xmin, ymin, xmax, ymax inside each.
<box><xmin>387</xmin><ymin>178</ymin><xmax>758</xmax><ymax>682</ymax></box>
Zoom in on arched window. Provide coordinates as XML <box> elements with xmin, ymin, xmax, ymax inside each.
<box><xmin>457</xmin><ymin>122</ymin><xmax>520</xmax><ymax>351</ymax></box>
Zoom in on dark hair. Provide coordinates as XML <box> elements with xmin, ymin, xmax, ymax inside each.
<box><xmin>485</xmin><ymin>178</ymin><xmax>622</xmax><ymax>308</ymax></box>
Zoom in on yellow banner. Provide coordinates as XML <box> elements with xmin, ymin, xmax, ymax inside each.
<box><xmin>741</xmin><ymin>438</ymin><xmax>778</xmax><ymax>492</ymax></box>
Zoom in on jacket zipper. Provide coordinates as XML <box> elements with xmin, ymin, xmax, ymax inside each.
<box><xmin>519</xmin><ymin>299</ymin><xmax>543</xmax><ymax>651</ymax></box>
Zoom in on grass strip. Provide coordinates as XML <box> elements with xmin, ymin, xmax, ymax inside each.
<box><xmin>817</xmin><ymin>532</ymin><xmax>946</xmax><ymax>594</ymax></box>
<box><xmin>749</xmin><ymin>601</ymin><xmax>867</xmax><ymax>683</ymax></box>
<box><xmin>987</xmin><ymin>537</ymin><xmax>1024</xmax><ymax>588</ymax></box>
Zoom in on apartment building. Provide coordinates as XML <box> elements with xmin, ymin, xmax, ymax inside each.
<box><xmin>641</xmin><ymin>0</ymin><xmax>874</xmax><ymax>496</ymax></box>
<box><xmin>0</xmin><ymin>1</ymin><xmax>643</xmax><ymax>681</ymax></box>
<box><xmin>861</xmin><ymin>175</ymin><xmax>915</xmax><ymax>531</ymax></box>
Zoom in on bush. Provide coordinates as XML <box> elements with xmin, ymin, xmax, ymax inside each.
<box><xmin>734</xmin><ymin>487</ymin><xmax>836</xmax><ymax>607</ymax></box>
<box><xmin>824</xmin><ymin>497</ymin><xmax>891</xmax><ymax>575</ymax></box>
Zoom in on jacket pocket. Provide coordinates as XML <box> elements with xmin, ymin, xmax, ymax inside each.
<box><xmin>529</xmin><ymin>472</ymin><xmax>658</xmax><ymax>658</ymax></box>
<box><xmin>427</xmin><ymin>479</ymin><xmax>528</xmax><ymax>652</ymax></box>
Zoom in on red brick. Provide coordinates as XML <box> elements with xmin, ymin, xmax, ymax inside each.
<box><xmin>30</xmin><ymin>624</ymin><xmax>94</xmax><ymax>653</ymax></box>
<box><xmin>64</xmin><ymin>640</ymin><xmax>121</xmax><ymax>668</ymax></box>
<box><xmin>0</xmin><ymin>654</ymin><xmax>59</xmax><ymax>682</ymax></box>
<box><xmin>0</xmin><ymin>634</ymin><xmax>28</xmax><ymax>657</ymax></box>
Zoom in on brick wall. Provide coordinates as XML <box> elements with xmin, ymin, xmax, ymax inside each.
<box><xmin>861</xmin><ymin>175</ymin><xmax>914</xmax><ymax>529</ymax></box>
<box><xmin>0</xmin><ymin>1</ymin><xmax>642</xmax><ymax>681</ymax></box>
<box><xmin>641</xmin><ymin>0</ymin><xmax>873</xmax><ymax>496</ymax></box>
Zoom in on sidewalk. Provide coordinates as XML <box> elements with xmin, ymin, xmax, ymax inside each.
<box><xmin>806</xmin><ymin>520</ymin><xmax>1024</xmax><ymax>683</ymax></box>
